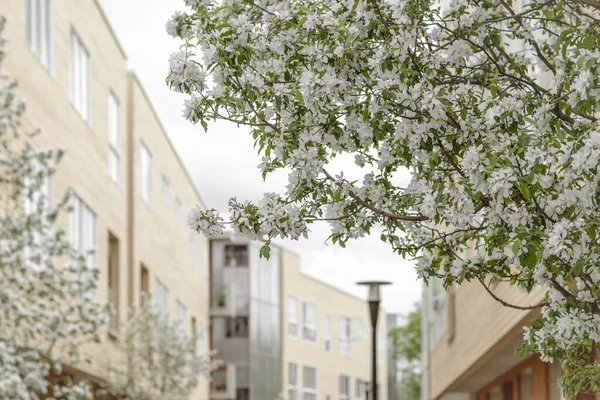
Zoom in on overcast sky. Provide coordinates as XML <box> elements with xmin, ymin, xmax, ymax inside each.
<box><xmin>97</xmin><ymin>0</ymin><xmax>421</xmax><ymax>315</ymax></box>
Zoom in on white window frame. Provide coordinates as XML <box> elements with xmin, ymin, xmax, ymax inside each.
<box><xmin>154</xmin><ymin>278</ymin><xmax>170</xmax><ymax>318</ymax></box>
<box><xmin>68</xmin><ymin>193</ymin><xmax>98</xmax><ymax>297</ymax></box>
<box><xmin>287</xmin><ymin>296</ymin><xmax>299</xmax><ymax>338</ymax></box>
<box><xmin>339</xmin><ymin>316</ymin><xmax>352</xmax><ymax>355</ymax></box>
<box><xmin>68</xmin><ymin>27</ymin><xmax>92</xmax><ymax>124</ymax></box>
<box><xmin>174</xmin><ymin>196</ymin><xmax>183</xmax><ymax>225</ymax></box>
<box><xmin>204</xmin><ymin>240</ymin><xmax>210</xmax><ymax>299</ymax></box>
<box><xmin>196</xmin><ymin>320</ymin><xmax>209</xmax><ymax>356</ymax></box>
<box><xmin>189</xmin><ymin>230</ymin><xmax>199</xmax><ymax>271</ymax></box>
<box><xmin>302</xmin><ymin>366</ymin><xmax>317</xmax><ymax>400</ymax></box>
<box><xmin>139</xmin><ymin>141</ymin><xmax>153</xmax><ymax>207</ymax></box>
<box><xmin>175</xmin><ymin>299</ymin><xmax>188</xmax><ymax>340</ymax></box>
<box><xmin>430</xmin><ymin>277</ymin><xmax>447</xmax><ymax>347</ymax></box>
<box><xmin>288</xmin><ymin>362</ymin><xmax>298</xmax><ymax>400</ymax></box>
<box><xmin>324</xmin><ymin>315</ymin><xmax>332</xmax><ymax>353</ymax></box>
<box><xmin>161</xmin><ymin>175</ymin><xmax>170</xmax><ymax>206</ymax></box>
<box><xmin>23</xmin><ymin>168</ymin><xmax>54</xmax><ymax>272</ymax></box>
<box><xmin>302</xmin><ymin>302</ymin><xmax>317</xmax><ymax>343</ymax></box>
<box><xmin>108</xmin><ymin>91</ymin><xmax>120</xmax><ymax>184</ymax></box>
<box><xmin>339</xmin><ymin>375</ymin><xmax>350</xmax><ymax>400</ymax></box>
<box><xmin>25</xmin><ymin>0</ymin><xmax>55</xmax><ymax>75</ymax></box>
<box><xmin>355</xmin><ymin>379</ymin><xmax>366</xmax><ymax>400</ymax></box>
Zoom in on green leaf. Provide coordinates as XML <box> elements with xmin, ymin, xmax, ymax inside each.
<box><xmin>573</xmin><ymin>258</ymin><xmax>585</xmax><ymax>276</ymax></box>
<box><xmin>259</xmin><ymin>244</ymin><xmax>271</xmax><ymax>259</ymax></box>
<box><xmin>582</xmin><ymin>36</ymin><xmax>595</xmax><ymax>50</ymax></box>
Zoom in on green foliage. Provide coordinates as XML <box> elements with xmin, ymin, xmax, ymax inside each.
<box><xmin>389</xmin><ymin>305</ymin><xmax>421</xmax><ymax>400</ymax></box>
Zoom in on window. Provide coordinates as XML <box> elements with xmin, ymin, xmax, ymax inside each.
<box><xmin>339</xmin><ymin>316</ymin><xmax>351</xmax><ymax>355</ymax></box>
<box><xmin>303</xmin><ymin>366</ymin><xmax>317</xmax><ymax>400</ymax></box>
<box><xmin>355</xmin><ymin>379</ymin><xmax>366</xmax><ymax>400</ymax></box>
<box><xmin>225</xmin><ymin>316</ymin><xmax>249</xmax><ymax>338</ymax></box>
<box><xmin>25</xmin><ymin>0</ymin><xmax>54</xmax><ymax>73</ymax></box>
<box><xmin>430</xmin><ymin>277</ymin><xmax>447</xmax><ymax>347</ymax></box>
<box><xmin>175</xmin><ymin>299</ymin><xmax>188</xmax><ymax>340</ymax></box>
<box><xmin>189</xmin><ymin>230</ymin><xmax>199</xmax><ymax>271</ymax></box>
<box><xmin>287</xmin><ymin>296</ymin><xmax>299</xmax><ymax>338</ymax></box>
<box><xmin>224</xmin><ymin>245</ymin><xmax>249</xmax><ymax>267</ymax></box>
<box><xmin>204</xmin><ymin>241</ymin><xmax>210</xmax><ymax>299</ymax></box>
<box><xmin>154</xmin><ymin>278</ymin><xmax>170</xmax><ymax>318</ymax></box>
<box><xmin>195</xmin><ymin>320</ymin><xmax>209</xmax><ymax>356</ymax></box>
<box><xmin>324</xmin><ymin>315</ymin><xmax>332</xmax><ymax>353</ymax></box>
<box><xmin>68</xmin><ymin>193</ymin><xmax>97</xmax><ymax>297</ymax></box>
<box><xmin>140</xmin><ymin>264</ymin><xmax>149</xmax><ymax>304</ymax></box>
<box><xmin>108</xmin><ymin>92</ymin><xmax>120</xmax><ymax>184</ymax></box>
<box><xmin>174</xmin><ymin>196</ymin><xmax>183</xmax><ymax>224</ymax></box>
<box><xmin>69</xmin><ymin>28</ymin><xmax>91</xmax><ymax>123</ymax></box>
<box><xmin>339</xmin><ymin>375</ymin><xmax>350</xmax><ymax>400</ymax></box>
<box><xmin>108</xmin><ymin>233</ymin><xmax>119</xmax><ymax>334</ymax></box>
<box><xmin>23</xmin><ymin>165</ymin><xmax>53</xmax><ymax>272</ymax></box>
<box><xmin>377</xmin><ymin>328</ymin><xmax>384</xmax><ymax>365</ymax></box>
<box><xmin>161</xmin><ymin>176</ymin><xmax>170</xmax><ymax>205</ymax></box>
<box><xmin>302</xmin><ymin>302</ymin><xmax>317</xmax><ymax>342</ymax></box>
<box><xmin>139</xmin><ymin>141</ymin><xmax>153</xmax><ymax>206</ymax></box>
<box><xmin>288</xmin><ymin>363</ymin><xmax>298</xmax><ymax>400</ymax></box>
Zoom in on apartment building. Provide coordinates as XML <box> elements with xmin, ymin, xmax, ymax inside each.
<box><xmin>209</xmin><ymin>237</ymin><xmax>387</xmax><ymax>400</ymax></box>
<box><xmin>1</xmin><ymin>0</ymin><xmax>210</xmax><ymax>397</ymax></box>
<box><xmin>421</xmin><ymin>278</ymin><xmax>564</xmax><ymax>400</ymax></box>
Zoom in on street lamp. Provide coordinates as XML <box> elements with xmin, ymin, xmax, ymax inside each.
<box><xmin>357</xmin><ymin>281</ymin><xmax>391</xmax><ymax>400</ymax></box>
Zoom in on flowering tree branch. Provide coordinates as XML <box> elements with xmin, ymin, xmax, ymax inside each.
<box><xmin>169</xmin><ymin>0</ymin><xmax>600</xmax><ymax>395</ymax></box>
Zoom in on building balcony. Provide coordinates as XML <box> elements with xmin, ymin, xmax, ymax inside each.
<box><xmin>210</xmin><ymin>363</ymin><xmax>237</xmax><ymax>400</ymax></box>
<box><xmin>211</xmin><ymin>283</ymin><xmax>237</xmax><ymax>317</ymax></box>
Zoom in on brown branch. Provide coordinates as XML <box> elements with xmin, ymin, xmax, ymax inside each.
<box><xmin>321</xmin><ymin>169</ymin><xmax>429</xmax><ymax>222</ymax></box>
<box><xmin>477</xmin><ymin>276</ymin><xmax>548</xmax><ymax>310</ymax></box>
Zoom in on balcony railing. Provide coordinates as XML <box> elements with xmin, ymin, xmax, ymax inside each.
<box><xmin>210</xmin><ymin>363</ymin><xmax>237</xmax><ymax>399</ymax></box>
<box><xmin>211</xmin><ymin>283</ymin><xmax>236</xmax><ymax>317</ymax></box>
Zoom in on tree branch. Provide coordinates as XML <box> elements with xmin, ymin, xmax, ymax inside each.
<box><xmin>477</xmin><ymin>276</ymin><xmax>548</xmax><ymax>310</ymax></box>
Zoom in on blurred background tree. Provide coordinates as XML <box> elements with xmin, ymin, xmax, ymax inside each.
<box><xmin>389</xmin><ymin>304</ymin><xmax>421</xmax><ymax>400</ymax></box>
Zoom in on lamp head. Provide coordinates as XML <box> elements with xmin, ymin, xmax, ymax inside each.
<box><xmin>357</xmin><ymin>281</ymin><xmax>391</xmax><ymax>303</ymax></box>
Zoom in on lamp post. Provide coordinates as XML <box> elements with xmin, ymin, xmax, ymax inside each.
<box><xmin>357</xmin><ymin>281</ymin><xmax>391</xmax><ymax>400</ymax></box>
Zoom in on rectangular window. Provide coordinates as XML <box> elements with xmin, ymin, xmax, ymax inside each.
<box><xmin>204</xmin><ymin>241</ymin><xmax>210</xmax><ymax>299</ymax></box>
<box><xmin>195</xmin><ymin>319</ymin><xmax>209</xmax><ymax>356</ymax></box>
<box><xmin>161</xmin><ymin>175</ymin><xmax>170</xmax><ymax>206</ymax></box>
<box><xmin>154</xmin><ymin>278</ymin><xmax>170</xmax><ymax>318</ymax></box>
<box><xmin>287</xmin><ymin>296</ymin><xmax>299</xmax><ymax>338</ymax></box>
<box><xmin>68</xmin><ymin>193</ymin><xmax>98</xmax><ymax>297</ymax></box>
<box><xmin>69</xmin><ymin>28</ymin><xmax>91</xmax><ymax>123</ymax></box>
<box><xmin>302</xmin><ymin>302</ymin><xmax>317</xmax><ymax>342</ymax></box>
<box><xmin>288</xmin><ymin>362</ymin><xmax>298</xmax><ymax>400</ymax></box>
<box><xmin>23</xmin><ymin>166</ymin><xmax>53</xmax><ymax>272</ymax></box>
<box><xmin>174</xmin><ymin>196</ymin><xmax>183</xmax><ymax>225</ymax></box>
<box><xmin>339</xmin><ymin>375</ymin><xmax>350</xmax><ymax>400</ymax></box>
<box><xmin>355</xmin><ymin>379</ymin><xmax>366</xmax><ymax>400</ymax></box>
<box><xmin>225</xmin><ymin>316</ymin><xmax>249</xmax><ymax>338</ymax></box>
<box><xmin>175</xmin><ymin>299</ymin><xmax>188</xmax><ymax>340</ymax></box>
<box><xmin>108</xmin><ymin>92</ymin><xmax>120</xmax><ymax>184</ymax></box>
<box><xmin>140</xmin><ymin>264</ymin><xmax>149</xmax><ymax>304</ymax></box>
<box><xmin>139</xmin><ymin>141</ymin><xmax>153</xmax><ymax>206</ymax></box>
<box><xmin>189</xmin><ymin>230</ymin><xmax>199</xmax><ymax>271</ymax></box>
<box><xmin>324</xmin><ymin>315</ymin><xmax>332</xmax><ymax>353</ymax></box>
<box><xmin>339</xmin><ymin>316</ymin><xmax>351</xmax><ymax>355</ymax></box>
<box><xmin>377</xmin><ymin>328</ymin><xmax>384</xmax><ymax>365</ymax></box>
<box><xmin>108</xmin><ymin>233</ymin><xmax>119</xmax><ymax>334</ymax></box>
<box><xmin>303</xmin><ymin>366</ymin><xmax>317</xmax><ymax>400</ymax></box>
<box><xmin>25</xmin><ymin>0</ymin><xmax>54</xmax><ymax>73</ymax></box>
